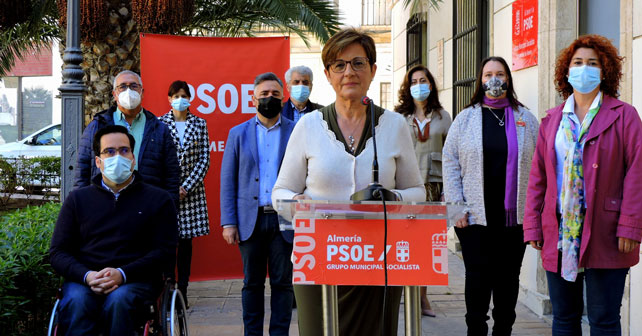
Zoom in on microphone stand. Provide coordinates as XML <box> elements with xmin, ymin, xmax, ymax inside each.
<box><xmin>350</xmin><ymin>97</ymin><xmax>394</xmax><ymax>336</ymax></box>
<box><xmin>350</xmin><ymin>97</ymin><xmax>396</xmax><ymax>202</ymax></box>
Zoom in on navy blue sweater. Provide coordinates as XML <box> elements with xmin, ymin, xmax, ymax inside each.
<box><xmin>50</xmin><ymin>173</ymin><xmax>178</xmax><ymax>285</ymax></box>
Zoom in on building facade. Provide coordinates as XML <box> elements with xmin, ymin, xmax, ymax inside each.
<box><xmin>391</xmin><ymin>0</ymin><xmax>641</xmax><ymax>334</ymax></box>
<box><xmin>0</xmin><ymin>42</ymin><xmax>62</xmax><ymax>144</ymax></box>
<box><xmin>288</xmin><ymin>0</ymin><xmax>394</xmax><ymax>110</ymax></box>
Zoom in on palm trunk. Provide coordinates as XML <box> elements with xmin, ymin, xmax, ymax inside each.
<box><xmin>61</xmin><ymin>0</ymin><xmax>140</xmax><ymax>125</ymax></box>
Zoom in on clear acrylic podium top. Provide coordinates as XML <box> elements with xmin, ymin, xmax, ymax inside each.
<box><xmin>275</xmin><ymin>199</ymin><xmax>469</xmax><ymax>231</ymax></box>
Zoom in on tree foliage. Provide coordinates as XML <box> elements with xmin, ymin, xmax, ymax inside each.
<box><xmin>0</xmin><ymin>0</ymin><xmax>340</xmax><ymax>77</ymax></box>
<box><xmin>0</xmin><ymin>0</ymin><xmax>59</xmax><ymax>78</ymax></box>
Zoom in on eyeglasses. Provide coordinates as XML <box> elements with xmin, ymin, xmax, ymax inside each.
<box><xmin>100</xmin><ymin>147</ymin><xmax>131</xmax><ymax>157</ymax></box>
<box><xmin>327</xmin><ymin>57</ymin><xmax>369</xmax><ymax>73</ymax></box>
<box><xmin>115</xmin><ymin>83</ymin><xmax>142</xmax><ymax>92</ymax></box>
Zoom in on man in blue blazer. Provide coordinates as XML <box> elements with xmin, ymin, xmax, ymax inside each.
<box><xmin>220</xmin><ymin>72</ymin><xmax>295</xmax><ymax>335</ymax></box>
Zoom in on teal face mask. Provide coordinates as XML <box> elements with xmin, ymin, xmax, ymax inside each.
<box><xmin>101</xmin><ymin>155</ymin><xmax>133</xmax><ymax>184</ymax></box>
<box><xmin>410</xmin><ymin>83</ymin><xmax>430</xmax><ymax>101</ymax></box>
<box><xmin>568</xmin><ymin>65</ymin><xmax>601</xmax><ymax>94</ymax></box>
<box><xmin>290</xmin><ymin>85</ymin><xmax>311</xmax><ymax>102</ymax></box>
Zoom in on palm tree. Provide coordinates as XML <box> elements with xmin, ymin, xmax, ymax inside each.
<box><xmin>403</xmin><ymin>0</ymin><xmax>443</xmax><ymax>15</ymax></box>
<box><xmin>0</xmin><ymin>0</ymin><xmax>340</xmax><ymax>119</ymax></box>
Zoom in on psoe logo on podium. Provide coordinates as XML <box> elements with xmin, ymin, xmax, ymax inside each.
<box><xmin>396</xmin><ymin>240</ymin><xmax>410</xmax><ymax>262</ymax></box>
<box><xmin>432</xmin><ymin>231</ymin><xmax>448</xmax><ymax>274</ymax></box>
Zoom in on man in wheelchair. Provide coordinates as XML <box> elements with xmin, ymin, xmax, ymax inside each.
<box><xmin>50</xmin><ymin>125</ymin><xmax>178</xmax><ymax>336</ymax></box>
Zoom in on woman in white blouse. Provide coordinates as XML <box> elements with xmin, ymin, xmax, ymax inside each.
<box><xmin>272</xmin><ymin>28</ymin><xmax>425</xmax><ymax>336</ymax></box>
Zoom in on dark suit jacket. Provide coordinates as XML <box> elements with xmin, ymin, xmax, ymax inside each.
<box><xmin>220</xmin><ymin>116</ymin><xmax>295</xmax><ymax>242</ymax></box>
<box><xmin>280</xmin><ymin>98</ymin><xmax>323</xmax><ymax>121</ymax></box>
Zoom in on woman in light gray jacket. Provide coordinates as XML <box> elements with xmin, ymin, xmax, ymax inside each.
<box><xmin>442</xmin><ymin>56</ymin><xmax>538</xmax><ymax>336</ymax></box>
<box><xmin>395</xmin><ymin>64</ymin><xmax>451</xmax><ymax>317</ymax></box>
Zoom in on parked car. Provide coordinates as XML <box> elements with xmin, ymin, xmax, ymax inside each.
<box><xmin>0</xmin><ymin>123</ymin><xmax>61</xmax><ymax>158</ymax></box>
<box><xmin>0</xmin><ymin>124</ymin><xmax>61</xmax><ymax>191</ymax></box>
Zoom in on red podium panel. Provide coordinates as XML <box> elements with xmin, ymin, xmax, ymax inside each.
<box><xmin>292</xmin><ymin>217</ymin><xmax>448</xmax><ymax>286</ymax></box>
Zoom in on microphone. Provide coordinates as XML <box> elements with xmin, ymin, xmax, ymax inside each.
<box><xmin>350</xmin><ymin>96</ymin><xmax>396</xmax><ymax>201</ymax></box>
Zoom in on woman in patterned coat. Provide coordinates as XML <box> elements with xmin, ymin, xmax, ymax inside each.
<box><xmin>160</xmin><ymin>80</ymin><xmax>211</xmax><ymax>307</ymax></box>
<box><xmin>442</xmin><ymin>56</ymin><xmax>539</xmax><ymax>335</ymax></box>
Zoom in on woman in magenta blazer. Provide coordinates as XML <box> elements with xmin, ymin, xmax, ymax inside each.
<box><xmin>524</xmin><ymin>34</ymin><xmax>642</xmax><ymax>335</ymax></box>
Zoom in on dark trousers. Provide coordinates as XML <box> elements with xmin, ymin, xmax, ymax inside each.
<box><xmin>177</xmin><ymin>238</ymin><xmax>193</xmax><ymax>294</ymax></box>
<box><xmin>455</xmin><ymin>224</ymin><xmax>526</xmax><ymax>336</ymax></box>
<box><xmin>239</xmin><ymin>211</ymin><xmax>294</xmax><ymax>336</ymax></box>
<box><xmin>546</xmin><ymin>267</ymin><xmax>629</xmax><ymax>336</ymax></box>
<box><xmin>57</xmin><ymin>281</ymin><xmax>156</xmax><ymax>336</ymax></box>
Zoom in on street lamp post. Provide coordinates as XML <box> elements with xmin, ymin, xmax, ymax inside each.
<box><xmin>58</xmin><ymin>0</ymin><xmax>85</xmax><ymax>201</ymax></box>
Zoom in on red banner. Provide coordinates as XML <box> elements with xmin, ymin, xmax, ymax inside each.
<box><xmin>140</xmin><ymin>34</ymin><xmax>290</xmax><ymax>280</ymax></box>
<box><xmin>512</xmin><ymin>0</ymin><xmax>538</xmax><ymax>70</ymax></box>
<box><xmin>292</xmin><ymin>218</ymin><xmax>449</xmax><ymax>286</ymax></box>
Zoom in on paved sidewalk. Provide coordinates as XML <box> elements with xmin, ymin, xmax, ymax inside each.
<box><xmin>186</xmin><ymin>252</ymin><xmax>552</xmax><ymax>335</ymax></box>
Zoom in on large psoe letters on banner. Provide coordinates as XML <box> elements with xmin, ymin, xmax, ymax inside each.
<box><xmin>141</xmin><ymin>34</ymin><xmax>290</xmax><ymax>280</ymax></box>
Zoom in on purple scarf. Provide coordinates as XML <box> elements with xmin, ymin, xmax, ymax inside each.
<box><xmin>483</xmin><ymin>97</ymin><xmax>518</xmax><ymax>227</ymax></box>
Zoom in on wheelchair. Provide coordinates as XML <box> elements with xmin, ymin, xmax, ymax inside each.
<box><xmin>47</xmin><ymin>278</ymin><xmax>189</xmax><ymax>336</ymax></box>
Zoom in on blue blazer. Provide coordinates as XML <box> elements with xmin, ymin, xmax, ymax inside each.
<box><xmin>220</xmin><ymin>116</ymin><xmax>295</xmax><ymax>243</ymax></box>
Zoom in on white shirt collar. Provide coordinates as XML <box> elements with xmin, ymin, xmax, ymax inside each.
<box><xmin>563</xmin><ymin>91</ymin><xmax>602</xmax><ymax>114</ymax></box>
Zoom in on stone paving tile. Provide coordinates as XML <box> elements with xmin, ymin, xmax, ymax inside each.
<box><xmin>186</xmin><ymin>252</ymin><xmax>553</xmax><ymax>335</ymax></box>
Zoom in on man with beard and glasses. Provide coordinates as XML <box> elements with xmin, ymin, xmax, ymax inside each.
<box><xmin>220</xmin><ymin>72</ymin><xmax>295</xmax><ymax>335</ymax></box>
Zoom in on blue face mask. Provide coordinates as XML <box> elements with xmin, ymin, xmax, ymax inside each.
<box><xmin>171</xmin><ymin>97</ymin><xmax>191</xmax><ymax>111</ymax></box>
<box><xmin>101</xmin><ymin>155</ymin><xmax>133</xmax><ymax>184</ymax></box>
<box><xmin>410</xmin><ymin>83</ymin><xmax>430</xmax><ymax>101</ymax></box>
<box><xmin>290</xmin><ymin>85</ymin><xmax>311</xmax><ymax>103</ymax></box>
<box><xmin>568</xmin><ymin>65</ymin><xmax>601</xmax><ymax>94</ymax></box>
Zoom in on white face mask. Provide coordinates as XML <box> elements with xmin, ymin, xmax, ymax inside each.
<box><xmin>118</xmin><ymin>89</ymin><xmax>142</xmax><ymax>109</ymax></box>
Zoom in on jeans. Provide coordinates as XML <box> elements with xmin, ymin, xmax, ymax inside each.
<box><xmin>546</xmin><ymin>267</ymin><xmax>629</xmax><ymax>336</ymax></box>
<box><xmin>239</xmin><ymin>211</ymin><xmax>294</xmax><ymax>336</ymax></box>
<box><xmin>57</xmin><ymin>281</ymin><xmax>156</xmax><ymax>336</ymax></box>
<box><xmin>455</xmin><ymin>224</ymin><xmax>526</xmax><ymax>336</ymax></box>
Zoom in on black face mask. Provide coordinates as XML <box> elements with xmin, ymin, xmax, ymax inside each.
<box><xmin>257</xmin><ymin>96</ymin><xmax>282</xmax><ymax>119</ymax></box>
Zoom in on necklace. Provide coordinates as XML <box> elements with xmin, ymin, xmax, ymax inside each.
<box><xmin>488</xmin><ymin>108</ymin><xmax>505</xmax><ymax>126</ymax></box>
<box><xmin>342</xmin><ymin>116</ymin><xmax>365</xmax><ymax>153</ymax></box>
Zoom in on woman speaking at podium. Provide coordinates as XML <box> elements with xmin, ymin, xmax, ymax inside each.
<box><xmin>272</xmin><ymin>28</ymin><xmax>425</xmax><ymax>335</ymax></box>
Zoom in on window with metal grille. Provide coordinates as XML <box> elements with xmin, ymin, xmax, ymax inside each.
<box><xmin>380</xmin><ymin>82</ymin><xmax>391</xmax><ymax>110</ymax></box>
<box><xmin>362</xmin><ymin>0</ymin><xmax>392</xmax><ymax>26</ymax></box>
<box><xmin>452</xmin><ymin>0</ymin><xmax>489</xmax><ymax>116</ymax></box>
<box><xmin>406</xmin><ymin>13</ymin><xmax>427</xmax><ymax>70</ymax></box>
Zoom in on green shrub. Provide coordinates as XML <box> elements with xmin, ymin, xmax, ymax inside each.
<box><xmin>0</xmin><ymin>202</ymin><xmax>61</xmax><ymax>335</ymax></box>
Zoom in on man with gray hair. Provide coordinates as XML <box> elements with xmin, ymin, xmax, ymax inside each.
<box><xmin>74</xmin><ymin>70</ymin><xmax>180</xmax><ymax>204</ymax></box>
<box><xmin>282</xmin><ymin>65</ymin><xmax>323</xmax><ymax>123</ymax></box>
<box><xmin>220</xmin><ymin>72</ymin><xmax>295</xmax><ymax>334</ymax></box>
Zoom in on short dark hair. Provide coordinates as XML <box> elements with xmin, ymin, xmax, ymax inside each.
<box><xmin>322</xmin><ymin>28</ymin><xmax>376</xmax><ymax>70</ymax></box>
<box><xmin>168</xmin><ymin>80</ymin><xmax>191</xmax><ymax>97</ymax></box>
<box><xmin>254</xmin><ymin>72</ymin><xmax>283</xmax><ymax>88</ymax></box>
<box><xmin>467</xmin><ymin>56</ymin><xmax>523</xmax><ymax>110</ymax></box>
<box><xmin>92</xmin><ymin>125</ymin><xmax>135</xmax><ymax>156</ymax></box>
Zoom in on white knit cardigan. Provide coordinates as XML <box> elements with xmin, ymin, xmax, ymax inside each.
<box><xmin>272</xmin><ymin>109</ymin><xmax>426</xmax><ymax>203</ymax></box>
<box><xmin>442</xmin><ymin>103</ymin><xmax>539</xmax><ymax>225</ymax></box>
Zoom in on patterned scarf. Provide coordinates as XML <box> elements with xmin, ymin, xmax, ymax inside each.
<box><xmin>558</xmin><ymin>97</ymin><xmax>601</xmax><ymax>282</ymax></box>
<box><xmin>482</xmin><ymin>97</ymin><xmax>518</xmax><ymax>226</ymax></box>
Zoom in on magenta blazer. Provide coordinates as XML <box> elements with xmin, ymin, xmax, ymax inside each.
<box><xmin>523</xmin><ymin>94</ymin><xmax>642</xmax><ymax>272</ymax></box>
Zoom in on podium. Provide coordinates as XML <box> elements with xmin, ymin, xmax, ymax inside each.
<box><xmin>275</xmin><ymin>200</ymin><xmax>468</xmax><ymax>336</ymax></box>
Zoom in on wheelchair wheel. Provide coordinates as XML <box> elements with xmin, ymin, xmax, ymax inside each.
<box><xmin>161</xmin><ymin>287</ymin><xmax>189</xmax><ymax>336</ymax></box>
<box><xmin>47</xmin><ymin>299</ymin><xmax>60</xmax><ymax>336</ymax></box>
